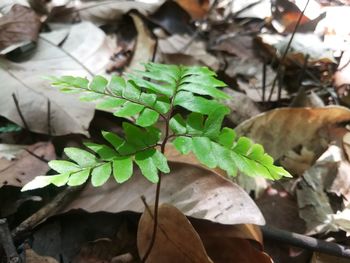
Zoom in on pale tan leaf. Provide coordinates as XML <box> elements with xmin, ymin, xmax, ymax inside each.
<box><xmin>61</xmin><ymin>162</ymin><xmax>265</xmax><ymax>226</ymax></box>
<box><xmin>128</xmin><ymin>13</ymin><xmax>156</xmax><ymax>71</ymax></box>
<box><xmin>25</xmin><ymin>248</ymin><xmax>58</xmax><ymax>263</ymax></box>
<box><xmin>137</xmin><ymin>204</ymin><xmax>213</xmax><ymax>263</ymax></box>
<box><xmin>0</xmin><ymin>22</ymin><xmax>114</xmax><ymax>135</ymax></box>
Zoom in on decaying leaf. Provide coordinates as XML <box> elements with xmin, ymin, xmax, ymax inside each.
<box><xmin>297</xmin><ymin>145</ymin><xmax>345</xmax><ymax>235</ymax></box>
<box><xmin>236</xmin><ymin>106</ymin><xmax>350</xmax><ymax>159</ymax></box>
<box><xmin>137</xmin><ymin>204</ymin><xmax>213</xmax><ymax>263</ymax></box>
<box><xmin>0</xmin><ymin>4</ymin><xmax>41</xmax><ymax>54</ymax></box>
<box><xmin>0</xmin><ymin>22</ymin><xmax>114</xmax><ymax>135</ymax></box>
<box><xmin>257</xmin><ymin>33</ymin><xmax>336</xmax><ymax>66</ymax></box>
<box><xmin>223</xmin><ymin>88</ymin><xmax>261</xmax><ymax>125</ymax></box>
<box><xmin>64</xmin><ymin>0</ymin><xmax>164</xmax><ymax>25</ymax></box>
<box><xmin>0</xmin><ymin>142</ymin><xmax>56</xmax><ymax>188</ymax></box>
<box><xmin>61</xmin><ymin>162</ymin><xmax>265</xmax><ymax>226</ymax></box>
<box><xmin>158</xmin><ymin>34</ymin><xmax>219</xmax><ymax>70</ymax></box>
<box><xmin>311</xmin><ymin>252</ymin><xmax>350</xmax><ymax>263</ymax></box>
<box><xmin>224</xmin><ymin>57</ymin><xmax>289</xmax><ymax>102</ymax></box>
<box><xmin>192</xmin><ymin>220</ymin><xmax>272</xmax><ymax>263</ymax></box>
<box><xmin>25</xmin><ymin>247</ymin><xmax>58</xmax><ymax>263</ymax></box>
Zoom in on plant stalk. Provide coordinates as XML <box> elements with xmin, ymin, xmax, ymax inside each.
<box><xmin>141</xmin><ymin>112</ymin><xmax>171</xmax><ymax>262</ymax></box>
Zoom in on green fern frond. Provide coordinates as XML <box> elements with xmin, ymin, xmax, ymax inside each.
<box><xmin>22</xmin><ymin>62</ymin><xmax>291</xmax><ymax>191</ymax></box>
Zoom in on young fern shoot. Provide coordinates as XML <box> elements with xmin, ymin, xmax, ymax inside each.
<box><xmin>22</xmin><ymin>62</ymin><xmax>291</xmax><ymax>260</ymax></box>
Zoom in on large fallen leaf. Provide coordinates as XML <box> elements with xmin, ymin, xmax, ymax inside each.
<box><xmin>0</xmin><ymin>142</ymin><xmax>56</xmax><ymax>188</ymax></box>
<box><xmin>61</xmin><ymin>162</ymin><xmax>265</xmax><ymax>226</ymax></box>
<box><xmin>137</xmin><ymin>204</ymin><xmax>213</xmax><ymax>263</ymax></box>
<box><xmin>63</xmin><ymin>0</ymin><xmax>164</xmax><ymax>25</ymax></box>
<box><xmin>0</xmin><ymin>22</ymin><xmax>114</xmax><ymax>135</ymax></box>
<box><xmin>236</xmin><ymin>106</ymin><xmax>350</xmax><ymax>159</ymax></box>
<box><xmin>0</xmin><ymin>4</ymin><xmax>41</xmax><ymax>54</ymax></box>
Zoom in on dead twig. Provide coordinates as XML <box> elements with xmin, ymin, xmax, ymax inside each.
<box><xmin>267</xmin><ymin>0</ymin><xmax>311</xmax><ymax>102</ymax></box>
<box><xmin>0</xmin><ymin>219</ymin><xmax>21</xmax><ymax>263</ymax></box>
<box><xmin>11</xmin><ymin>185</ymin><xmax>83</xmax><ymax>240</ymax></box>
<box><xmin>262</xmin><ymin>225</ymin><xmax>350</xmax><ymax>259</ymax></box>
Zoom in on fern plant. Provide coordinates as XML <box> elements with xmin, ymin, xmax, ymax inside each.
<box><xmin>22</xmin><ymin>62</ymin><xmax>291</xmax><ymax>260</ymax></box>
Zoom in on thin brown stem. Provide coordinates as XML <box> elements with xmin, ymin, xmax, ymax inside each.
<box><xmin>267</xmin><ymin>0</ymin><xmax>310</xmax><ymax>102</ymax></box>
<box><xmin>141</xmin><ymin>112</ymin><xmax>171</xmax><ymax>262</ymax></box>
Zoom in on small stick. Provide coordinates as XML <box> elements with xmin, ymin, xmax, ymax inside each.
<box><xmin>268</xmin><ymin>0</ymin><xmax>311</xmax><ymax>101</ymax></box>
<box><xmin>11</xmin><ymin>186</ymin><xmax>83</xmax><ymax>240</ymax></box>
<box><xmin>47</xmin><ymin>99</ymin><xmax>52</xmax><ymax>136</ymax></box>
<box><xmin>277</xmin><ymin>65</ymin><xmax>285</xmax><ymax>102</ymax></box>
<box><xmin>12</xmin><ymin>94</ymin><xmax>30</xmax><ymax>131</ymax></box>
<box><xmin>262</xmin><ymin>225</ymin><xmax>350</xmax><ymax>259</ymax></box>
<box><xmin>289</xmin><ymin>54</ymin><xmax>309</xmax><ymax>107</ymax></box>
<box><xmin>262</xmin><ymin>61</ymin><xmax>267</xmax><ymax>102</ymax></box>
<box><xmin>0</xmin><ymin>219</ymin><xmax>20</xmax><ymax>263</ymax></box>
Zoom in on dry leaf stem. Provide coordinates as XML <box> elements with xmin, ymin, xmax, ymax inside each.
<box><xmin>0</xmin><ymin>218</ymin><xmax>21</xmax><ymax>263</ymax></box>
<box><xmin>262</xmin><ymin>225</ymin><xmax>350</xmax><ymax>258</ymax></box>
<box><xmin>267</xmin><ymin>0</ymin><xmax>311</xmax><ymax>102</ymax></box>
<box><xmin>141</xmin><ymin>106</ymin><xmax>173</xmax><ymax>262</ymax></box>
<box><xmin>11</xmin><ymin>185</ymin><xmax>83</xmax><ymax>240</ymax></box>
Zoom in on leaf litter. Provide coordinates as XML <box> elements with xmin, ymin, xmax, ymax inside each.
<box><xmin>2</xmin><ymin>0</ymin><xmax>350</xmax><ymax>262</ymax></box>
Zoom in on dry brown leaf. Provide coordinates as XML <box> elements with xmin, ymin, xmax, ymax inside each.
<box><xmin>158</xmin><ymin>34</ymin><xmax>219</xmax><ymax>70</ymax></box>
<box><xmin>0</xmin><ymin>22</ymin><xmax>114</xmax><ymax>135</ymax></box>
<box><xmin>137</xmin><ymin>203</ymin><xmax>213</xmax><ymax>263</ymax></box>
<box><xmin>280</xmin><ymin>147</ymin><xmax>316</xmax><ymax>176</ymax></box>
<box><xmin>0</xmin><ymin>4</ymin><xmax>41</xmax><ymax>53</ymax></box>
<box><xmin>223</xmin><ymin>88</ymin><xmax>261</xmax><ymax>125</ymax></box>
<box><xmin>25</xmin><ymin>248</ymin><xmax>58</xmax><ymax>263</ymax></box>
<box><xmin>191</xmin><ymin>219</ymin><xmax>263</xmax><ymax>245</ymax></box>
<box><xmin>128</xmin><ymin>13</ymin><xmax>156</xmax><ymax>71</ymax></box>
<box><xmin>73</xmin><ymin>238</ymin><xmax>121</xmax><ymax>263</ymax></box>
<box><xmin>175</xmin><ymin>0</ymin><xmax>209</xmax><ymax>19</ymax></box>
<box><xmin>0</xmin><ymin>142</ymin><xmax>56</xmax><ymax>188</ymax></box>
<box><xmin>236</xmin><ymin>106</ymin><xmax>350</xmax><ymax>159</ymax></box>
<box><xmin>61</xmin><ymin>162</ymin><xmax>265</xmax><ymax>226</ymax></box>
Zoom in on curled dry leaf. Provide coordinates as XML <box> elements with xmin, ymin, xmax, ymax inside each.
<box><xmin>0</xmin><ymin>142</ymin><xmax>56</xmax><ymax>188</ymax></box>
<box><xmin>128</xmin><ymin>13</ymin><xmax>156</xmax><ymax>71</ymax></box>
<box><xmin>236</xmin><ymin>106</ymin><xmax>350</xmax><ymax>159</ymax></box>
<box><xmin>0</xmin><ymin>22</ymin><xmax>114</xmax><ymax>135</ymax></box>
<box><xmin>137</xmin><ymin>204</ymin><xmax>213</xmax><ymax>263</ymax></box>
<box><xmin>0</xmin><ymin>4</ymin><xmax>41</xmax><ymax>54</ymax></box>
<box><xmin>61</xmin><ymin>162</ymin><xmax>265</xmax><ymax>226</ymax></box>
<box><xmin>296</xmin><ymin>145</ymin><xmax>349</xmax><ymax>235</ymax></box>
<box><xmin>25</xmin><ymin>248</ymin><xmax>58</xmax><ymax>263</ymax></box>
